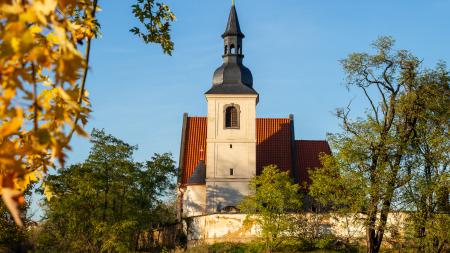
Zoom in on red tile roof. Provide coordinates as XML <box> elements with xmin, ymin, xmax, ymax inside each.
<box><xmin>180</xmin><ymin>117</ymin><xmax>207</xmax><ymax>185</ymax></box>
<box><xmin>180</xmin><ymin>117</ymin><xmax>330</xmax><ymax>185</ymax></box>
<box><xmin>256</xmin><ymin>118</ymin><xmax>293</xmax><ymax>175</ymax></box>
<box><xmin>295</xmin><ymin>140</ymin><xmax>331</xmax><ymax>185</ymax></box>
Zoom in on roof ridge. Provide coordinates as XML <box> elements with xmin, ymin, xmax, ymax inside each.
<box><xmin>296</xmin><ymin>139</ymin><xmax>328</xmax><ymax>142</ymax></box>
<box><xmin>257</xmin><ymin>117</ymin><xmax>291</xmax><ymax>120</ymax></box>
<box><xmin>186</xmin><ymin>117</ymin><xmax>293</xmax><ymax>120</ymax></box>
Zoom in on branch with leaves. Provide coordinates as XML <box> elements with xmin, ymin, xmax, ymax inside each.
<box><xmin>0</xmin><ymin>0</ymin><xmax>175</xmax><ymax>226</ymax></box>
<box><xmin>310</xmin><ymin>36</ymin><xmax>449</xmax><ymax>253</ymax></box>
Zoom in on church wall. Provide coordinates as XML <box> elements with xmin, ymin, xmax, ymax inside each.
<box><xmin>186</xmin><ymin>214</ymin><xmax>259</xmax><ymax>245</ymax></box>
<box><xmin>183</xmin><ymin>185</ymin><xmax>206</xmax><ymax>217</ymax></box>
<box><xmin>185</xmin><ymin>213</ymin><xmax>408</xmax><ymax>247</ymax></box>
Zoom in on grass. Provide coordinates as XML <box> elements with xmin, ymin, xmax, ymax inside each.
<box><xmin>183</xmin><ymin>241</ymin><xmax>361</xmax><ymax>253</ymax></box>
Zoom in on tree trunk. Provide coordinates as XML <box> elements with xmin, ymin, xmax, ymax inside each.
<box><xmin>367</xmin><ymin>226</ymin><xmax>380</xmax><ymax>253</ymax></box>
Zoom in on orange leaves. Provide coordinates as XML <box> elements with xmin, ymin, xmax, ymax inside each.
<box><xmin>33</xmin><ymin>0</ymin><xmax>57</xmax><ymax>16</ymax></box>
<box><xmin>55</xmin><ymin>53</ymin><xmax>84</xmax><ymax>85</ymax></box>
<box><xmin>0</xmin><ymin>108</ymin><xmax>23</xmax><ymax>138</ymax></box>
<box><xmin>1</xmin><ymin>0</ymin><xmax>97</xmax><ymax>225</ymax></box>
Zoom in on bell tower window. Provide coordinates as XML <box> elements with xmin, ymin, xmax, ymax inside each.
<box><xmin>225</xmin><ymin>105</ymin><xmax>239</xmax><ymax>129</ymax></box>
<box><xmin>230</xmin><ymin>44</ymin><xmax>236</xmax><ymax>54</ymax></box>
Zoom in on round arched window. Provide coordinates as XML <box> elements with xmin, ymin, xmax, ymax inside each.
<box><xmin>225</xmin><ymin>106</ymin><xmax>239</xmax><ymax>128</ymax></box>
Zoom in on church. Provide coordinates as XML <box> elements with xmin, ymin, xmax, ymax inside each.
<box><xmin>178</xmin><ymin>3</ymin><xmax>331</xmax><ymax>218</ymax></box>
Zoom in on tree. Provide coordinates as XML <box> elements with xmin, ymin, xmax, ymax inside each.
<box><xmin>309</xmin><ymin>36</ymin><xmax>449</xmax><ymax>253</ymax></box>
<box><xmin>0</xmin><ymin>0</ymin><xmax>175</xmax><ymax>225</ymax></box>
<box><xmin>239</xmin><ymin>165</ymin><xmax>302</xmax><ymax>252</ymax></box>
<box><xmin>402</xmin><ymin>63</ymin><xmax>450</xmax><ymax>252</ymax></box>
<box><xmin>34</xmin><ymin>129</ymin><xmax>177</xmax><ymax>253</ymax></box>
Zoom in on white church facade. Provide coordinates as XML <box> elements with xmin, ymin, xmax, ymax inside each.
<box><xmin>177</xmin><ymin>3</ymin><xmax>330</xmax><ymax>218</ymax></box>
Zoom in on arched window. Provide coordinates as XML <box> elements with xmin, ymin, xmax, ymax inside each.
<box><xmin>224</xmin><ymin>45</ymin><xmax>228</xmax><ymax>55</ymax></box>
<box><xmin>237</xmin><ymin>46</ymin><xmax>242</xmax><ymax>55</ymax></box>
<box><xmin>230</xmin><ymin>44</ymin><xmax>235</xmax><ymax>54</ymax></box>
<box><xmin>225</xmin><ymin>106</ymin><xmax>239</xmax><ymax>128</ymax></box>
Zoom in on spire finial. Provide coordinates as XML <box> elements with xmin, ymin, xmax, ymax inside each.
<box><xmin>232</xmin><ymin>0</ymin><xmax>235</xmax><ymax>6</ymax></box>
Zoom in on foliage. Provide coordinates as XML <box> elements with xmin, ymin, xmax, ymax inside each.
<box><xmin>0</xmin><ymin>0</ymin><xmax>96</xmax><ymax>226</ymax></box>
<box><xmin>131</xmin><ymin>0</ymin><xmax>176</xmax><ymax>55</ymax></box>
<box><xmin>0</xmin><ymin>0</ymin><xmax>175</xmax><ymax>226</ymax></box>
<box><xmin>404</xmin><ymin>213</ymin><xmax>450</xmax><ymax>253</ymax></box>
<box><xmin>184</xmin><ymin>241</ymin><xmax>359</xmax><ymax>253</ymax></box>
<box><xmin>34</xmin><ymin>129</ymin><xmax>177</xmax><ymax>253</ymax></box>
<box><xmin>239</xmin><ymin>165</ymin><xmax>302</xmax><ymax>252</ymax></box>
<box><xmin>400</xmin><ymin>63</ymin><xmax>450</xmax><ymax>253</ymax></box>
<box><xmin>309</xmin><ymin>36</ymin><xmax>449</xmax><ymax>253</ymax></box>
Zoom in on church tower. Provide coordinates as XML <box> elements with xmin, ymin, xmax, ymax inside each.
<box><xmin>179</xmin><ymin>2</ymin><xmax>331</xmax><ymax>219</ymax></box>
<box><xmin>204</xmin><ymin>2</ymin><xmax>258</xmax><ymax>212</ymax></box>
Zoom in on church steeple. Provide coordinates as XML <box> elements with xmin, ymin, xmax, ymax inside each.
<box><xmin>222</xmin><ymin>4</ymin><xmax>244</xmax><ymax>39</ymax></box>
<box><xmin>203</xmin><ymin>1</ymin><xmax>259</xmax><ymax>215</ymax></box>
<box><xmin>207</xmin><ymin>3</ymin><xmax>257</xmax><ymax>95</ymax></box>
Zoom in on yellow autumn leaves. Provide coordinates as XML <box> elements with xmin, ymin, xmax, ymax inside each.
<box><xmin>1</xmin><ymin>0</ymin><xmax>97</xmax><ymax>225</ymax></box>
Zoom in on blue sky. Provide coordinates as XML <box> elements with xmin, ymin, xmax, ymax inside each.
<box><xmin>69</xmin><ymin>0</ymin><xmax>450</xmax><ymax>164</ymax></box>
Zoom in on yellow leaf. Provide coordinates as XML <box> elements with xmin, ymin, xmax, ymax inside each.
<box><xmin>34</xmin><ymin>0</ymin><xmax>57</xmax><ymax>15</ymax></box>
<box><xmin>0</xmin><ymin>3</ymin><xmax>23</xmax><ymax>15</ymax></box>
<box><xmin>43</xmin><ymin>183</ymin><xmax>53</xmax><ymax>201</ymax></box>
<box><xmin>56</xmin><ymin>87</ymin><xmax>78</xmax><ymax>108</ymax></box>
<box><xmin>3</xmin><ymin>89</ymin><xmax>16</xmax><ymax>100</ymax></box>
<box><xmin>0</xmin><ymin>108</ymin><xmax>23</xmax><ymax>138</ymax></box>
<box><xmin>10</xmin><ymin>37</ymin><xmax>20</xmax><ymax>52</ymax></box>
<box><xmin>14</xmin><ymin>171</ymin><xmax>38</xmax><ymax>192</ymax></box>
<box><xmin>20</xmin><ymin>8</ymin><xmax>38</xmax><ymax>23</ymax></box>
<box><xmin>47</xmin><ymin>33</ymin><xmax>60</xmax><ymax>44</ymax></box>
<box><xmin>74</xmin><ymin>124</ymin><xmax>88</xmax><ymax>137</ymax></box>
<box><xmin>27</xmin><ymin>172</ymin><xmax>37</xmax><ymax>183</ymax></box>
<box><xmin>43</xmin><ymin>79</ymin><xmax>53</xmax><ymax>87</ymax></box>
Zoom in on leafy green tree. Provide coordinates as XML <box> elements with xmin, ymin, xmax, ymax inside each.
<box><xmin>402</xmin><ymin>63</ymin><xmax>450</xmax><ymax>252</ymax></box>
<box><xmin>239</xmin><ymin>165</ymin><xmax>302</xmax><ymax>252</ymax></box>
<box><xmin>309</xmin><ymin>36</ymin><xmax>449</xmax><ymax>253</ymax></box>
<box><xmin>35</xmin><ymin>129</ymin><xmax>177</xmax><ymax>253</ymax></box>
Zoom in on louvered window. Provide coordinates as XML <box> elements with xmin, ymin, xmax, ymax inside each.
<box><xmin>225</xmin><ymin>106</ymin><xmax>239</xmax><ymax>128</ymax></box>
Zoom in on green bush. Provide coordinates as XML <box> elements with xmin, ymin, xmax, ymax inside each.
<box><xmin>185</xmin><ymin>242</ymin><xmax>248</xmax><ymax>253</ymax></box>
<box><xmin>184</xmin><ymin>239</ymin><xmax>360</xmax><ymax>253</ymax></box>
<box><xmin>209</xmin><ymin>242</ymin><xmax>246</xmax><ymax>253</ymax></box>
<box><xmin>315</xmin><ymin>234</ymin><xmax>337</xmax><ymax>249</ymax></box>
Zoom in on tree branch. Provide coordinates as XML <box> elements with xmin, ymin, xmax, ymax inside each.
<box><xmin>67</xmin><ymin>0</ymin><xmax>98</xmax><ymax>141</ymax></box>
<box><xmin>382</xmin><ymin>59</ymin><xmax>395</xmax><ymax>92</ymax></box>
<box><xmin>362</xmin><ymin>86</ymin><xmax>380</xmax><ymax>124</ymax></box>
<box><xmin>31</xmin><ymin>63</ymin><xmax>38</xmax><ymax>132</ymax></box>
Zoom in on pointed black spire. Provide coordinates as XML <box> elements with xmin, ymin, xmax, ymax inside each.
<box><xmin>206</xmin><ymin>4</ymin><xmax>257</xmax><ymax>95</ymax></box>
<box><xmin>222</xmin><ymin>5</ymin><xmax>244</xmax><ymax>38</ymax></box>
